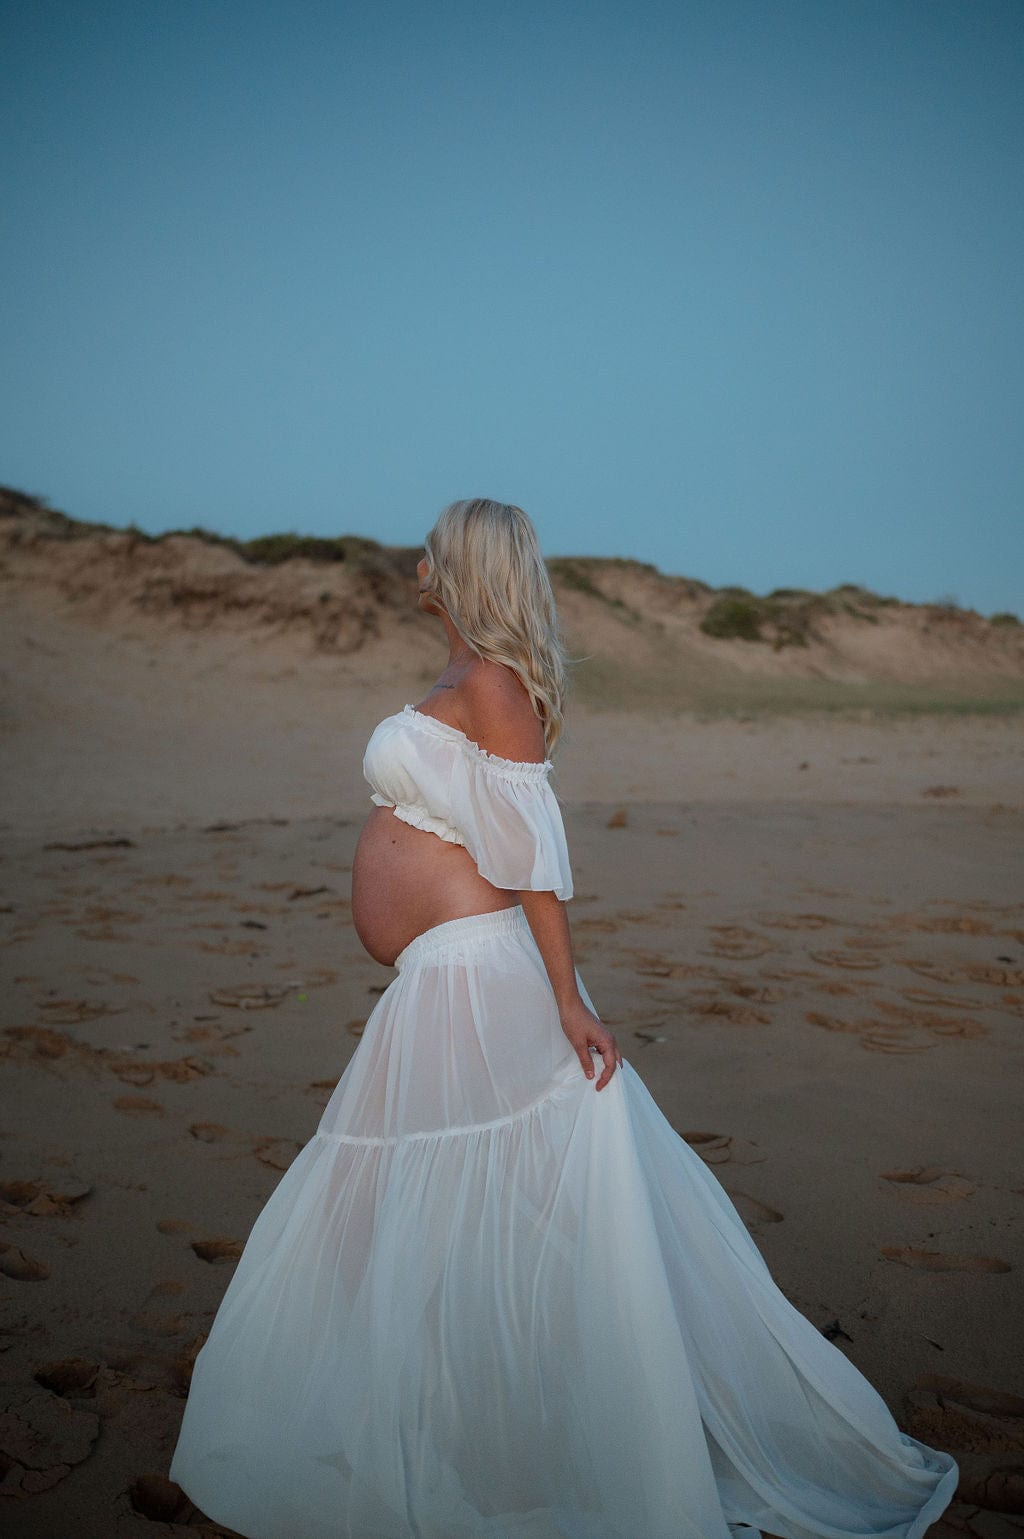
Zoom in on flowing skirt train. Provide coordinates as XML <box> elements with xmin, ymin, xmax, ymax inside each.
<box><xmin>169</xmin><ymin>906</ymin><xmax>958</xmax><ymax>1539</ymax></box>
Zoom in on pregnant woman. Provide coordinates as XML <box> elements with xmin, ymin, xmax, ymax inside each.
<box><xmin>169</xmin><ymin>499</ymin><xmax>957</xmax><ymax>1539</ymax></box>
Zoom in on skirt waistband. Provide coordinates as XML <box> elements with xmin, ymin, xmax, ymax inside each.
<box><xmin>394</xmin><ymin>905</ymin><xmax>529</xmax><ymax>972</ymax></box>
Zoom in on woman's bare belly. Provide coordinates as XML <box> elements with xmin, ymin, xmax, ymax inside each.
<box><xmin>351</xmin><ymin>806</ymin><xmax>518</xmax><ymax>966</ymax></box>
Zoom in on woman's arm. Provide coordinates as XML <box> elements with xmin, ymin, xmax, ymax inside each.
<box><xmin>518</xmin><ymin>889</ymin><xmax>622</xmax><ymax>1090</ymax></box>
<box><xmin>455</xmin><ymin>665</ymin><xmax>621</xmax><ymax>1087</ymax></box>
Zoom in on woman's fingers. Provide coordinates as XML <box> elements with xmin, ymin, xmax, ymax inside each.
<box><xmin>576</xmin><ymin>1043</ymin><xmax>596</xmax><ymax>1079</ymax></box>
<box><xmin>566</xmin><ymin>1011</ymin><xmax>622</xmax><ymax>1088</ymax></box>
<box><xmin>594</xmin><ymin>1040</ymin><xmax>617</xmax><ymax>1090</ymax></box>
<box><xmin>591</xmin><ymin>1031</ymin><xmax>620</xmax><ymax>1090</ymax></box>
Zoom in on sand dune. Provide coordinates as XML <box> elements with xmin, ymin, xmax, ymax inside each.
<box><xmin>3</xmin><ymin>485</ymin><xmax>1022</xmax><ymax>718</ymax></box>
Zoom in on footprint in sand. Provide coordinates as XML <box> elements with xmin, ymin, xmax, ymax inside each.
<box><xmin>680</xmin><ymin>1132</ymin><xmax>766</xmax><ymax>1167</ymax></box>
<box><xmin>189</xmin><ymin>1121</ymin><xmax>233</xmax><ymax>1143</ymax></box>
<box><xmin>809</xmin><ymin>948</ymin><xmax>887</xmax><ymax>971</ymax></box>
<box><xmin>903</xmin><ymin>958</ymin><xmax>1024</xmax><ymax>989</ymax></box>
<box><xmin>252</xmin><ymin>1136</ymin><xmax>303</xmax><ymax>1171</ymax></box>
<box><xmin>573</xmin><ymin>917</ymin><xmax>621</xmax><ymax>936</ymax></box>
<box><xmin>75</xmin><ymin>922</ymin><xmax>142</xmax><ymax>942</ymax></box>
<box><xmin>806</xmin><ymin>1010</ymin><xmax>873</xmax><ymax>1039</ymax></box>
<box><xmin>859</xmin><ymin>1032</ymin><xmax>932</xmax><ymax>1055</ymax></box>
<box><xmin>79</xmin><ymin>903</ymin><xmax>142</xmax><ymax>926</ymax></box>
<box><xmin>871</xmin><ymin>1001</ymin><xmax>987</xmax><ymax>1042</ymax></box>
<box><xmin>131</xmin><ymin>1464</ymin><xmax>241</xmax><ymax>1525</ymax></box>
<box><xmin>844</xmin><ymin>932</ymin><xmax>902</xmax><ymax>951</ymax></box>
<box><xmin>0</xmin><ymin>1241</ymin><xmax>50</xmax><ymax>1280</ymax></box>
<box><xmin>625</xmin><ymin>953</ymin><xmax>674</xmax><ymax>978</ymax></box>
<box><xmin>879</xmin><ymin>1168</ymin><xmax>976</xmax><ymax>1204</ymax></box>
<box><xmin>150</xmin><ymin>1278</ymin><xmax>186</xmax><ymax>1296</ymax></box>
<box><xmin>690</xmin><ymin>998</ymin><xmax>772</xmax><ymax>1026</ymax></box>
<box><xmin>901</xmin><ymin>986</ymin><xmax>987</xmax><ymax>1009</ymax></box>
<box><xmin>82</xmin><ymin>967</ymin><xmax>141</xmax><ymax>986</ymax></box>
<box><xmin>209</xmin><ymin>982</ymin><xmax>291</xmax><ymax>1009</ymax></box>
<box><xmin>156</xmin><ymin>1218</ymin><xmax>193</xmax><ymax>1235</ymax></box>
<box><xmin>36</xmin><ymin>996</ymin><xmax>123</xmax><ymax>1024</ymax></box>
<box><xmin>724</xmin><ymin>1190</ymin><xmax>784</xmax><ymax>1227</ymax></box>
<box><xmin>764</xmin><ymin>964</ymin><xmax>843</xmax><ymax>983</ymax></box>
<box><xmin>880</xmin><ymin>1246</ymin><xmax>1010</xmax><ymax>1274</ymax></box>
<box><xmin>112</xmin><ymin>1094</ymin><xmax>163</xmax><ymax>1114</ymax></box>
<box><xmin>123</xmin><ymin>1281</ymin><xmax>191</xmax><ymax>1338</ymax></box>
<box><xmin>2</xmin><ymin>1024</ymin><xmax>73</xmax><ymax>1059</ymax></box>
<box><xmin>193</xmin><ymin>1119</ymin><xmax>291</xmax><ymax>1161</ymax></box>
<box><xmin>178</xmin><ymin>1023</ymin><xmax>215</xmax><ymax>1042</ymax></box>
<box><xmin>110</xmin><ymin>1053</ymin><xmax>218</xmax><ymax>1086</ymax></box>
<box><xmin>128</xmin><ymin>1472</ymin><xmax>193</xmax><ymax>1523</ymax></box>
<box><xmin>805</xmin><ymin>1009</ymin><xmax>985</xmax><ymax>1053</ymax></box>
<box><xmin>661</xmin><ymin>961</ymin><xmax>729</xmax><ymax>983</ymax></box>
<box><xmin>898</xmin><ymin>913</ymin><xmax>997</xmax><ymax>937</ymax></box>
<box><xmin>703</xmin><ymin>927</ymin><xmax>772</xmax><ymax>960</ymax></box>
<box><xmin>130</xmin><ymin>871</ymin><xmax>193</xmax><ymax>890</ymax></box>
<box><xmin>190</xmin><ymin>1236</ymin><xmax>245</xmax><ymax>1264</ymax></box>
<box><xmin>0</xmin><ymin>1175</ymin><xmax>92</xmax><ymax>1216</ymax></box>
<box><xmin>127</xmin><ymin>1310</ymin><xmax>188</xmax><ymax>1337</ymax></box>
<box><xmin>753</xmin><ymin>911</ymin><xmax>840</xmax><ymax>931</ymax></box>
<box><xmin>723</xmin><ymin>979</ymin><xmax>786</xmax><ymax>1004</ymax></box>
<box><xmin>34</xmin><ymin>1358</ymin><xmax>100</xmax><ymax>1395</ymax></box>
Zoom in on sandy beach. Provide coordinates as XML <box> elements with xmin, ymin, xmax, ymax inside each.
<box><xmin>1</xmin><ymin>533</ymin><xmax>1022</xmax><ymax>1534</ymax></box>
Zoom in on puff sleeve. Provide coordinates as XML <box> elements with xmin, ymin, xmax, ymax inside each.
<box><xmin>449</xmin><ymin>751</ymin><xmax>574</xmax><ymax>902</ymax></box>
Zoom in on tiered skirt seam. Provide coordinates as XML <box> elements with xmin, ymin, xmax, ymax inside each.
<box><xmin>315</xmin><ymin>1066</ymin><xmax>580</xmax><ymax>1149</ymax></box>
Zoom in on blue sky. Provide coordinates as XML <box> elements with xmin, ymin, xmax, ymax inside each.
<box><xmin>2</xmin><ymin>0</ymin><xmax>1021</xmax><ymax>613</ymax></box>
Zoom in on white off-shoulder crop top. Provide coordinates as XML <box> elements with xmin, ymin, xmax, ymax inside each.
<box><xmin>362</xmin><ymin>704</ymin><xmax>573</xmax><ymax>901</ymax></box>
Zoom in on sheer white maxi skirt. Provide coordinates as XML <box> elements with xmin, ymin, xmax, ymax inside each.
<box><xmin>169</xmin><ymin>905</ymin><xmax>958</xmax><ymax>1539</ymax></box>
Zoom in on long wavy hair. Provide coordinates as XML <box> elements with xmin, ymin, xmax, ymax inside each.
<box><xmin>422</xmin><ymin>499</ymin><xmax>569</xmax><ymax>756</ymax></box>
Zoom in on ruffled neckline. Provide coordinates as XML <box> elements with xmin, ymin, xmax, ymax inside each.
<box><xmin>401</xmin><ymin>705</ymin><xmax>552</xmax><ymax>778</ymax></box>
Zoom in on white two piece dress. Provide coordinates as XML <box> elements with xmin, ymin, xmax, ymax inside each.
<box><xmin>169</xmin><ymin>704</ymin><xmax>958</xmax><ymax>1539</ymax></box>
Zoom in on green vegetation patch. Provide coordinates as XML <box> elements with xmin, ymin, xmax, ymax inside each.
<box><xmin>238</xmin><ymin>531</ymin><xmax>382</xmax><ymax>566</ymax></box>
<box><xmin>700</xmin><ymin>580</ymin><xmax>899</xmax><ymax>648</ymax></box>
<box><xmin>699</xmin><ymin>596</ymin><xmax>764</xmax><ymax>642</ymax></box>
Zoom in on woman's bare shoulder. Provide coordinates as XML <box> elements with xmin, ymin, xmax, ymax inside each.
<box><xmin>457</xmin><ymin>661</ymin><xmax>546</xmax><ymax>764</ymax></box>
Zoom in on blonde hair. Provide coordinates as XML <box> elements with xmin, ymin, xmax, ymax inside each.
<box><xmin>423</xmin><ymin>499</ymin><xmax>569</xmax><ymax>755</ymax></box>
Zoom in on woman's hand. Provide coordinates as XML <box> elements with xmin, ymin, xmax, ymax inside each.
<box><xmin>558</xmin><ymin>996</ymin><xmax>623</xmax><ymax>1091</ymax></box>
<box><xmin>515</xmin><ymin>891</ymin><xmax>621</xmax><ymax>1089</ymax></box>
